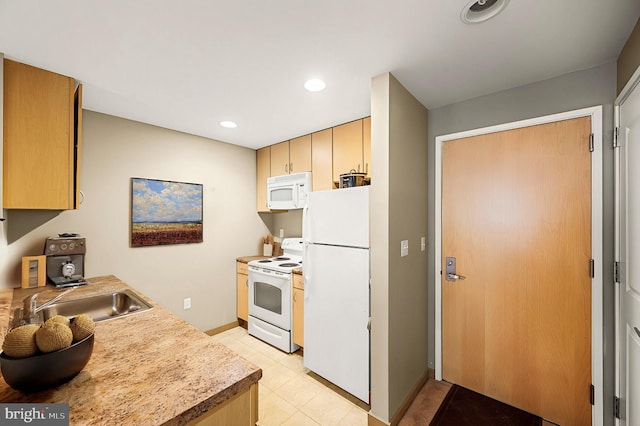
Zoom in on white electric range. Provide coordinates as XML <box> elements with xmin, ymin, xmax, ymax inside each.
<box><xmin>247</xmin><ymin>238</ymin><xmax>303</xmax><ymax>353</ymax></box>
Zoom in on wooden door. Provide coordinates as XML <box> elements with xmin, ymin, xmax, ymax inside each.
<box><xmin>442</xmin><ymin>117</ymin><xmax>592</xmax><ymax>426</ymax></box>
<box><xmin>270</xmin><ymin>140</ymin><xmax>290</xmax><ymax>175</ymax></box>
<box><xmin>311</xmin><ymin>128</ymin><xmax>334</xmax><ymax>191</ymax></box>
<box><xmin>289</xmin><ymin>134</ymin><xmax>311</xmax><ymax>173</ymax></box>
<box><xmin>332</xmin><ymin>119</ymin><xmax>363</xmax><ymax>180</ymax></box>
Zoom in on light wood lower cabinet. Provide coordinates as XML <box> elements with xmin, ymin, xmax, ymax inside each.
<box><xmin>236</xmin><ymin>261</ymin><xmax>249</xmax><ymax>322</ymax></box>
<box><xmin>292</xmin><ymin>274</ymin><xmax>304</xmax><ymax>347</ymax></box>
<box><xmin>186</xmin><ymin>383</ymin><xmax>258</xmax><ymax>426</ymax></box>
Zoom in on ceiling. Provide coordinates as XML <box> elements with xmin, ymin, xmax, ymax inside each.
<box><xmin>1</xmin><ymin>1</ymin><xmax>639</xmax><ymax>150</ymax></box>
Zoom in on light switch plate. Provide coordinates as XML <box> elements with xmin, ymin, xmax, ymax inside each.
<box><xmin>184</xmin><ymin>298</ymin><xmax>191</xmax><ymax>310</ymax></box>
<box><xmin>401</xmin><ymin>240</ymin><xmax>409</xmax><ymax>257</ymax></box>
<box><xmin>421</xmin><ymin>237</ymin><xmax>426</xmax><ymax>251</ymax></box>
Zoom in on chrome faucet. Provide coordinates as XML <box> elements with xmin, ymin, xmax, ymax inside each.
<box><xmin>21</xmin><ymin>287</ymin><xmax>76</xmax><ymax>324</ymax></box>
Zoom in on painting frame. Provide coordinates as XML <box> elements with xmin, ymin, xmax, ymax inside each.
<box><xmin>130</xmin><ymin>177</ymin><xmax>203</xmax><ymax>247</ymax></box>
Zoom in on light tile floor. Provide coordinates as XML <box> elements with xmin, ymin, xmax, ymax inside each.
<box><xmin>211</xmin><ymin>326</ymin><xmax>370</xmax><ymax>426</ymax></box>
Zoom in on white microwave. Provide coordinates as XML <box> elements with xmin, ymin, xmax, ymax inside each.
<box><xmin>267</xmin><ymin>172</ymin><xmax>312</xmax><ymax>210</ymax></box>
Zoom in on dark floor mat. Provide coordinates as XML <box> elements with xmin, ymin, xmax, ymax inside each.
<box><xmin>430</xmin><ymin>385</ymin><xmax>543</xmax><ymax>426</ymax></box>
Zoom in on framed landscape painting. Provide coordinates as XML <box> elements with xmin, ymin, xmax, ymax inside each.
<box><xmin>131</xmin><ymin>178</ymin><xmax>203</xmax><ymax>247</ymax></box>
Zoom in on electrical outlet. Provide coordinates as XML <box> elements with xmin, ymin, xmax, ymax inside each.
<box><xmin>279</xmin><ymin>229</ymin><xmax>284</xmax><ymax>238</ymax></box>
<box><xmin>421</xmin><ymin>236</ymin><xmax>426</xmax><ymax>252</ymax></box>
<box><xmin>183</xmin><ymin>298</ymin><xmax>191</xmax><ymax>310</ymax></box>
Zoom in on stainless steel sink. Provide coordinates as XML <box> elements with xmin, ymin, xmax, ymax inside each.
<box><xmin>12</xmin><ymin>290</ymin><xmax>153</xmax><ymax>327</ymax></box>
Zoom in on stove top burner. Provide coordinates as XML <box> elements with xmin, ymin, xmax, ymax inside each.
<box><xmin>274</xmin><ymin>257</ymin><xmax>290</xmax><ymax>261</ymax></box>
<box><xmin>258</xmin><ymin>259</ymin><xmax>272</xmax><ymax>263</ymax></box>
<box><xmin>278</xmin><ymin>263</ymin><xmax>300</xmax><ymax>268</ymax></box>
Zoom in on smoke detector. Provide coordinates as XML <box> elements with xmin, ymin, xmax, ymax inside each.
<box><xmin>461</xmin><ymin>0</ymin><xmax>509</xmax><ymax>24</ymax></box>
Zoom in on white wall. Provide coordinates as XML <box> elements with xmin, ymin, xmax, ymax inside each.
<box><xmin>0</xmin><ymin>111</ymin><xmax>270</xmax><ymax>331</ymax></box>
<box><xmin>370</xmin><ymin>72</ymin><xmax>429</xmax><ymax>423</ymax></box>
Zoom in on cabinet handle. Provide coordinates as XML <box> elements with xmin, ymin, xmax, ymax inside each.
<box><xmin>290</xmin><ymin>162</ymin><xmax>293</xmax><ymax>172</ymax></box>
<box><xmin>245</xmin><ymin>278</ymin><xmax>248</xmax><ymax>287</ymax></box>
<box><xmin>293</xmin><ymin>291</ymin><xmax>297</xmax><ymax>302</ymax></box>
<box><xmin>285</xmin><ymin>163</ymin><xmax>289</xmax><ymax>173</ymax></box>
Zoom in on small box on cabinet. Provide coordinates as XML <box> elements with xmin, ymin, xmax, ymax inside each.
<box><xmin>21</xmin><ymin>255</ymin><xmax>46</xmax><ymax>288</ymax></box>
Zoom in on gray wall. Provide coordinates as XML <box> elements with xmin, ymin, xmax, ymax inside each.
<box><xmin>370</xmin><ymin>73</ymin><xmax>429</xmax><ymax>423</ymax></box>
<box><xmin>0</xmin><ymin>111</ymin><xmax>269</xmax><ymax>332</ymax></box>
<box><xmin>427</xmin><ymin>62</ymin><xmax>616</xmax><ymax>424</ymax></box>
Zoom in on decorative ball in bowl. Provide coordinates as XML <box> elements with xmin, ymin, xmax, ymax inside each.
<box><xmin>1</xmin><ymin>333</ymin><xmax>94</xmax><ymax>392</ymax></box>
<box><xmin>0</xmin><ymin>314</ymin><xmax>96</xmax><ymax>392</ymax></box>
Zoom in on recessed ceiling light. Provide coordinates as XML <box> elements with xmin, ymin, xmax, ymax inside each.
<box><xmin>304</xmin><ymin>79</ymin><xmax>326</xmax><ymax>92</ymax></box>
<box><xmin>219</xmin><ymin>120</ymin><xmax>238</xmax><ymax>128</ymax></box>
<box><xmin>461</xmin><ymin>0</ymin><xmax>509</xmax><ymax>24</ymax></box>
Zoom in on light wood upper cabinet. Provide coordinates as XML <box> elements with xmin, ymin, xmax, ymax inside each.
<box><xmin>270</xmin><ymin>136</ymin><xmax>311</xmax><ymax>176</ymax></box>
<box><xmin>270</xmin><ymin>141</ymin><xmax>290</xmax><ymax>176</ymax></box>
<box><xmin>3</xmin><ymin>59</ymin><xmax>82</xmax><ymax>209</ymax></box>
<box><xmin>363</xmin><ymin>116</ymin><xmax>371</xmax><ymax>178</ymax></box>
<box><xmin>289</xmin><ymin>134</ymin><xmax>311</xmax><ymax>173</ymax></box>
<box><xmin>332</xmin><ymin>119</ymin><xmax>364</xmax><ymax>182</ymax></box>
<box><xmin>256</xmin><ymin>147</ymin><xmax>270</xmax><ymax>212</ymax></box>
<box><xmin>311</xmin><ymin>128</ymin><xmax>333</xmax><ymax>191</ymax></box>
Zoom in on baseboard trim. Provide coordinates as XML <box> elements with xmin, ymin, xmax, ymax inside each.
<box><xmin>205</xmin><ymin>321</ymin><xmax>241</xmax><ymax>336</ymax></box>
<box><xmin>392</xmin><ymin>369</ymin><xmax>431</xmax><ymax>426</ymax></box>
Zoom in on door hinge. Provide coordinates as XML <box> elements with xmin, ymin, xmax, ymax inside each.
<box><xmin>614</xmin><ymin>261</ymin><xmax>620</xmax><ymax>284</ymax></box>
<box><xmin>590</xmin><ymin>259</ymin><xmax>595</xmax><ymax>278</ymax></box>
<box><xmin>613</xmin><ymin>127</ymin><xmax>620</xmax><ymax>149</ymax></box>
<box><xmin>614</xmin><ymin>396</ymin><xmax>620</xmax><ymax>418</ymax></box>
<box><xmin>590</xmin><ymin>384</ymin><xmax>595</xmax><ymax>405</ymax></box>
<box><xmin>589</xmin><ymin>133</ymin><xmax>594</xmax><ymax>152</ymax></box>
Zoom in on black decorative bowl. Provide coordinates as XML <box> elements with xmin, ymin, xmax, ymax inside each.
<box><xmin>0</xmin><ymin>333</ymin><xmax>94</xmax><ymax>392</ymax></box>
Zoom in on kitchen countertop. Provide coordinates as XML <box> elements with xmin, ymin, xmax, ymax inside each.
<box><xmin>0</xmin><ymin>276</ymin><xmax>262</xmax><ymax>425</ymax></box>
<box><xmin>236</xmin><ymin>255</ymin><xmax>269</xmax><ymax>263</ymax></box>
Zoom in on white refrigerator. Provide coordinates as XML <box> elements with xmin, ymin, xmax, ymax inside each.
<box><xmin>302</xmin><ymin>185</ymin><xmax>370</xmax><ymax>403</ymax></box>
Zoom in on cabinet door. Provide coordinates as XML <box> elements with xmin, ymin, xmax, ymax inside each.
<box><xmin>311</xmin><ymin>129</ymin><xmax>333</xmax><ymax>191</ymax></box>
<box><xmin>3</xmin><ymin>59</ymin><xmax>79</xmax><ymax>209</ymax></box>
<box><xmin>363</xmin><ymin>116</ymin><xmax>371</xmax><ymax>178</ymax></box>
<box><xmin>292</xmin><ymin>287</ymin><xmax>304</xmax><ymax>347</ymax></box>
<box><xmin>256</xmin><ymin>147</ymin><xmax>270</xmax><ymax>212</ymax></box>
<box><xmin>236</xmin><ymin>271</ymin><xmax>249</xmax><ymax>322</ymax></box>
<box><xmin>332</xmin><ymin>119</ymin><xmax>363</xmax><ymax>182</ymax></box>
<box><xmin>289</xmin><ymin>134</ymin><xmax>311</xmax><ymax>173</ymax></box>
<box><xmin>270</xmin><ymin>141</ymin><xmax>290</xmax><ymax>176</ymax></box>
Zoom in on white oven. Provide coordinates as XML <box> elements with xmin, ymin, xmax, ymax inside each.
<box><xmin>248</xmin><ymin>266</ymin><xmax>291</xmax><ymax>330</ymax></box>
<box><xmin>247</xmin><ymin>238</ymin><xmax>303</xmax><ymax>353</ymax></box>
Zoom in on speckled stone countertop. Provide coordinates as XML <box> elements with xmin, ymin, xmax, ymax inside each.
<box><xmin>0</xmin><ymin>276</ymin><xmax>262</xmax><ymax>425</ymax></box>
